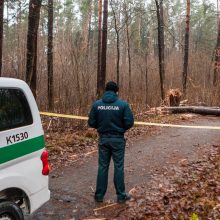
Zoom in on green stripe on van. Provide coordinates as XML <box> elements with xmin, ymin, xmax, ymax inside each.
<box><xmin>0</xmin><ymin>135</ymin><xmax>45</xmax><ymax>164</ymax></box>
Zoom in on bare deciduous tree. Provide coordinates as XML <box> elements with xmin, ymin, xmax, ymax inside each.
<box><xmin>1</xmin><ymin>0</ymin><xmax>219</xmax><ymax>111</ymax></box>
<box><xmin>82</xmin><ymin>0</ymin><xmax>92</xmax><ymax>53</ymax></box>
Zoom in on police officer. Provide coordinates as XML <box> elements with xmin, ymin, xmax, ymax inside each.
<box><xmin>88</xmin><ymin>81</ymin><xmax>134</xmax><ymax>203</ymax></box>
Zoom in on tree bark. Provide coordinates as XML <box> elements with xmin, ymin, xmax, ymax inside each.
<box><xmin>110</xmin><ymin>1</ymin><xmax>120</xmax><ymax>86</ymax></box>
<box><xmin>0</xmin><ymin>0</ymin><xmax>4</xmax><ymax>77</ymax></box>
<box><xmin>124</xmin><ymin>3</ymin><xmax>131</xmax><ymax>93</ymax></box>
<box><xmin>213</xmin><ymin>15</ymin><xmax>220</xmax><ymax>85</ymax></box>
<box><xmin>145</xmin><ymin>53</ymin><xmax>148</xmax><ymax>105</ymax></box>
<box><xmin>48</xmin><ymin>0</ymin><xmax>54</xmax><ymax>110</ymax></box>
<box><xmin>182</xmin><ymin>0</ymin><xmax>190</xmax><ymax>96</ymax></box>
<box><xmin>100</xmin><ymin>0</ymin><xmax>108</xmax><ymax>95</ymax></box>
<box><xmin>96</xmin><ymin>0</ymin><xmax>102</xmax><ymax>98</ymax></box>
<box><xmin>155</xmin><ymin>0</ymin><xmax>165</xmax><ymax>100</ymax></box>
<box><xmin>165</xmin><ymin>106</ymin><xmax>220</xmax><ymax>116</ymax></box>
<box><xmin>26</xmin><ymin>0</ymin><xmax>42</xmax><ymax>98</ymax></box>
<box><xmin>126</xmin><ymin>19</ymin><xmax>131</xmax><ymax>93</ymax></box>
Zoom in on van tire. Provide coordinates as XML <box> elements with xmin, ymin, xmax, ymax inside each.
<box><xmin>0</xmin><ymin>201</ymin><xmax>24</xmax><ymax>220</ymax></box>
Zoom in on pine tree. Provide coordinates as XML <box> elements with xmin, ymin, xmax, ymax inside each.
<box><xmin>26</xmin><ymin>0</ymin><xmax>42</xmax><ymax>98</ymax></box>
<box><xmin>48</xmin><ymin>0</ymin><xmax>54</xmax><ymax>110</ymax></box>
<box><xmin>97</xmin><ymin>0</ymin><xmax>102</xmax><ymax>98</ymax></box>
<box><xmin>182</xmin><ymin>0</ymin><xmax>191</xmax><ymax>95</ymax></box>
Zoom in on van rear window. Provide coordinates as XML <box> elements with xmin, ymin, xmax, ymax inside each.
<box><xmin>0</xmin><ymin>89</ymin><xmax>33</xmax><ymax>131</ymax></box>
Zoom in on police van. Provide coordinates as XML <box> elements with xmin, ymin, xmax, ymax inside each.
<box><xmin>0</xmin><ymin>78</ymin><xmax>50</xmax><ymax>219</ymax></box>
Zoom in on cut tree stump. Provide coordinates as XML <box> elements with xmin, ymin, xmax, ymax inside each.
<box><xmin>165</xmin><ymin>106</ymin><xmax>220</xmax><ymax>116</ymax></box>
<box><xmin>167</xmin><ymin>89</ymin><xmax>182</xmax><ymax>106</ymax></box>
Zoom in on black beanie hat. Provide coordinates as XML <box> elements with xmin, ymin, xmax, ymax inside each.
<box><xmin>105</xmin><ymin>81</ymin><xmax>119</xmax><ymax>92</ymax></box>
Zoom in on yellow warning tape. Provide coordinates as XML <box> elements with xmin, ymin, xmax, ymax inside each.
<box><xmin>40</xmin><ymin>112</ymin><xmax>88</xmax><ymax>120</ymax></box>
<box><xmin>40</xmin><ymin>112</ymin><xmax>220</xmax><ymax>130</ymax></box>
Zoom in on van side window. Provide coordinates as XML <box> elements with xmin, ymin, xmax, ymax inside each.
<box><xmin>0</xmin><ymin>89</ymin><xmax>33</xmax><ymax>131</ymax></box>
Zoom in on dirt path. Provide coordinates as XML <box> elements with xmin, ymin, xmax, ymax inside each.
<box><xmin>32</xmin><ymin>116</ymin><xmax>220</xmax><ymax>220</ymax></box>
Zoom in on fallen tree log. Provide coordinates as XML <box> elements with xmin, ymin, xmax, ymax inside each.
<box><xmin>164</xmin><ymin>106</ymin><xmax>220</xmax><ymax>116</ymax></box>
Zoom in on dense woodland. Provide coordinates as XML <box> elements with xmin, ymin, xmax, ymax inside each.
<box><xmin>0</xmin><ymin>0</ymin><xmax>220</xmax><ymax>114</ymax></box>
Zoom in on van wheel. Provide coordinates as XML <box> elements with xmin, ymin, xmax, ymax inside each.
<box><xmin>0</xmin><ymin>201</ymin><xmax>24</xmax><ymax>220</ymax></box>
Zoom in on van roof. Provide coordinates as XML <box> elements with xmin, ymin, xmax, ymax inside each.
<box><xmin>0</xmin><ymin>77</ymin><xmax>27</xmax><ymax>88</ymax></box>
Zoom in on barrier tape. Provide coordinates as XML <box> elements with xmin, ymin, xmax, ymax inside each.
<box><xmin>40</xmin><ymin>112</ymin><xmax>220</xmax><ymax>130</ymax></box>
<box><xmin>40</xmin><ymin>112</ymin><xmax>88</xmax><ymax>121</ymax></box>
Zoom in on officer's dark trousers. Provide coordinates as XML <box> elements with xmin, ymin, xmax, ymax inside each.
<box><xmin>95</xmin><ymin>137</ymin><xmax>126</xmax><ymax>200</ymax></box>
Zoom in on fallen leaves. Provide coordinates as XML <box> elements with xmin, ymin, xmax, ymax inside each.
<box><xmin>96</xmin><ymin>145</ymin><xmax>220</xmax><ymax>220</ymax></box>
<box><xmin>41</xmin><ymin>114</ymin><xmax>168</xmax><ymax>169</ymax></box>
<box><xmin>40</xmin><ymin>114</ymin><xmax>220</xmax><ymax>219</ymax></box>
<box><xmin>81</xmin><ymin>143</ymin><xmax>219</xmax><ymax>219</ymax></box>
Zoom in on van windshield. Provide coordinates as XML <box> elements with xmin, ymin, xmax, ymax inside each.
<box><xmin>0</xmin><ymin>88</ymin><xmax>33</xmax><ymax>131</ymax></box>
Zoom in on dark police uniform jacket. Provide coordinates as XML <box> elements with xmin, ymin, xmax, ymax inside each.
<box><xmin>88</xmin><ymin>91</ymin><xmax>134</xmax><ymax>137</ymax></box>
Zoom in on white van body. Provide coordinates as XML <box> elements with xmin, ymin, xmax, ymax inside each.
<box><xmin>0</xmin><ymin>78</ymin><xmax>50</xmax><ymax>219</ymax></box>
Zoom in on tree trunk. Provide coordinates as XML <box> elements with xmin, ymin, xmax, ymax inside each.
<box><xmin>145</xmin><ymin>53</ymin><xmax>148</xmax><ymax>105</ymax></box>
<box><xmin>31</xmin><ymin>36</ymin><xmax>37</xmax><ymax>98</ymax></box>
<box><xmin>0</xmin><ymin>0</ymin><xmax>4</xmax><ymax>77</ymax></box>
<box><xmin>96</xmin><ymin>0</ymin><xmax>102</xmax><ymax>98</ymax></box>
<box><xmin>82</xmin><ymin>0</ymin><xmax>92</xmax><ymax>53</ymax></box>
<box><xmin>165</xmin><ymin>106</ymin><xmax>220</xmax><ymax>116</ymax></box>
<box><xmin>48</xmin><ymin>0</ymin><xmax>54</xmax><ymax>110</ymax></box>
<box><xmin>69</xmin><ymin>40</ymin><xmax>82</xmax><ymax>111</ymax></box>
<box><xmin>100</xmin><ymin>0</ymin><xmax>108</xmax><ymax>95</ymax></box>
<box><xmin>110</xmin><ymin>1</ymin><xmax>120</xmax><ymax>86</ymax></box>
<box><xmin>26</xmin><ymin>0</ymin><xmax>42</xmax><ymax>98</ymax></box>
<box><xmin>155</xmin><ymin>0</ymin><xmax>165</xmax><ymax>100</ymax></box>
<box><xmin>214</xmin><ymin>15</ymin><xmax>220</xmax><ymax>85</ymax></box>
<box><xmin>126</xmin><ymin>20</ymin><xmax>131</xmax><ymax>93</ymax></box>
<box><xmin>116</xmin><ymin>23</ymin><xmax>120</xmax><ymax>87</ymax></box>
<box><xmin>16</xmin><ymin>1</ymin><xmax>22</xmax><ymax>78</ymax></box>
<box><xmin>87</xmin><ymin>2</ymin><xmax>92</xmax><ymax>64</ymax></box>
<box><xmin>159</xmin><ymin>0</ymin><xmax>165</xmax><ymax>82</ymax></box>
<box><xmin>182</xmin><ymin>0</ymin><xmax>190</xmax><ymax>95</ymax></box>
<box><xmin>124</xmin><ymin>3</ymin><xmax>131</xmax><ymax>93</ymax></box>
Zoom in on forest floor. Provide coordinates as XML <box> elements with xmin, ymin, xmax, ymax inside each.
<box><xmin>32</xmin><ymin>114</ymin><xmax>220</xmax><ymax>220</ymax></box>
